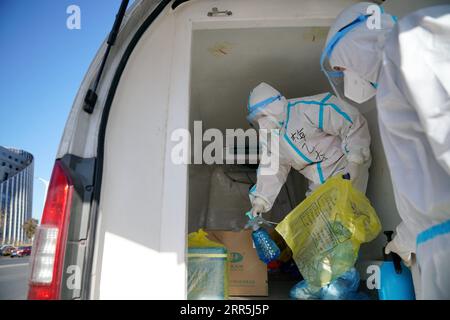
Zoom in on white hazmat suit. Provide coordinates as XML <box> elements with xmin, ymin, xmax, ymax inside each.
<box><xmin>323</xmin><ymin>3</ymin><xmax>450</xmax><ymax>299</ymax></box>
<box><xmin>247</xmin><ymin>82</ymin><xmax>371</xmax><ymax>215</ymax></box>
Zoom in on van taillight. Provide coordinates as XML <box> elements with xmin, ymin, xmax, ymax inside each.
<box><xmin>28</xmin><ymin>160</ymin><xmax>73</xmax><ymax>300</ymax></box>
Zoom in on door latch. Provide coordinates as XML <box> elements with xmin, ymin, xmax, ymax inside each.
<box><xmin>207</xmin><ymin>7</ymin><xmax>232</xmax><ymax>17</ymax></box>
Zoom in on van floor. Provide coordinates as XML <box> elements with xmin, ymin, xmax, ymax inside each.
<box><xmin>230</xmin><ymin>274</ymin><xmax>299</xmax><ymax>300</ymax></box>
<box><xmin>230</xmin><ymin>281</ymin><xmax>296</xmax><ymax>300</ymax></box>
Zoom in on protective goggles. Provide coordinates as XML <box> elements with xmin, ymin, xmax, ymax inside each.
<box><xmin>320</xmin><ymin>14</ymin><xmax>371</xmax><ymax>80</ymax></box>
<box><xmin>320</xmin><ymin>14</ymin><xmax>370</xmax><ymax>99</ymax></box>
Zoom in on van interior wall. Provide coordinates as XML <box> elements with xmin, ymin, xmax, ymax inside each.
<box><xmin>188</xmin><ymin>26</ymin><xmax>401</xmax><ymax>263</ymax></box>
<box><xmin>188</xmin><ymin>165</ymin><xmax>308</xmax><ymax>233</ymax></box>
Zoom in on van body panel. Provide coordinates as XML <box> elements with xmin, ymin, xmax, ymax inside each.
<box><xmin>91</xmin><ymin>0</ymin><xmax>364</xmax><ymax>300</ymax></box>
<box><xmin>49</xmin><ymin>0</ymin><xmax>450</xmax><ymax>299</ymax></box>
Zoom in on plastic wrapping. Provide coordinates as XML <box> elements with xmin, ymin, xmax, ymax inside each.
<box><xmin>187</xmin><ymin>229</ymin><xmax>229</xmax><ymax>300</ymax></box>
<box><xmin>290</xmin><ymin>262</ymin><xmax>370</xmax><ymax>300</ymax></box>
<box><xmin>276</xmin><ymin>175</ymin><xmax>381</xmax><ymax>288</ymax></box>
<box><xmin>290</xmin><ymin>279</ymin><xmax>322</xmax><ymax>300</ymax></box>
<box><xmin>205</xmin><ymin>167</ymin><xmax>253</xmax><ymax>230</ymax></box>
<box><xmin>320</xmin><ymin>267</ymin><xmax>367</xmax><ymax>300</ymax></box>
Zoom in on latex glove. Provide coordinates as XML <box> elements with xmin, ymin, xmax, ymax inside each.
<box><xmin>385</xmin><ymin>239</ymin><xmax>413</xmax><ymax>267</ymax></box>
<box><xmin>251</xmin><ymin>197</ymin><xmax>267</xmax><ymax>218</ymax></box>
<box><xmin>346</xmin><ymin>147</ymin><xmax>370</xmax><ymax>180</ymax></box>
<box><xmin>347</xmin><ymin>148</ymin><xmax>370</xmax><ymax>164</ymax></box>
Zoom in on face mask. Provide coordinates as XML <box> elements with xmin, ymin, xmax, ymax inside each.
<box><xmin>343</xmin><ymin>69</ymin><xmax>377</xmax><ymax>104</ymax></box>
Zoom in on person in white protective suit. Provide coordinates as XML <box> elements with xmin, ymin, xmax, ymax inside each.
<box><xmin>247</xmin><ymin>82</ymin><xmax>371</xmax><ymax>299</ymax></box>
<box><xmin>247</xmin><ymin>82</ymin><xmax>371</xmax><ymax>215</ymax></box>
<box><xmin>322</xmin><ymin>2</ymin><xmax>450</xmax><ymax>299</ymax></box>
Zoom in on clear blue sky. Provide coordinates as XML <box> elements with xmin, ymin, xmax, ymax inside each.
<box><xmin>0</xmin><ymin>0</ymin><xmax>128</xmax><ymax>222</ymax></box>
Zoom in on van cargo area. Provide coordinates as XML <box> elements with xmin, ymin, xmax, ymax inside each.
<box><xmin>187</xmin><ymin>26</ymin><xmax>394</xmax><ymax>299</ymax></box>
<box><xmin>85</xmin><ymin>0</ymin><xmax>449</xmax><ymax>299</ymax></box>
<box><xmin>188</xmin><ymin>164</ymin><xmax>307</xmax><ymax>299</ymax></box>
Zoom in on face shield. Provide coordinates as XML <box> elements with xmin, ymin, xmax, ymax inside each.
<box><xmin>247</xmin><ymin>94</ymin><xmax>282</xmax><ymax>125</ymax></box>
<box><xmin>320</xmin><ymin>14</ymin><xmax>371</xmax><ymax>103</ymax></box>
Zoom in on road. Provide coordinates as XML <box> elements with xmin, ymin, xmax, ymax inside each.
<box><xmin>0</xmin><ymin>256</ymin><xmax>30</xmax><ymax>300</ymax></box>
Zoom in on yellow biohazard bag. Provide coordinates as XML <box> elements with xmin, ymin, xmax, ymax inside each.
<box><xmin>275</xmin><ymin>175</ymin><xmax>381</xmax><ymax>289</ymax></box>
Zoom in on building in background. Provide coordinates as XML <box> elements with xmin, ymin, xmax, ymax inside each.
<box><xmin>0</xmin><ymin>146</ymin><xmax>34</xmax><ymax>245</ymax></box>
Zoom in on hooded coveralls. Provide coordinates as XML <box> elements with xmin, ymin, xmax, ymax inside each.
<box><xmin>323</xmin><ymin>2</ymin><xmax>450</xmax><ymax>299</ymax></box>
<box><xmin>247</xmin><ymin>82</ymin><xmax>371</xmax><ymax>213</ymax></box>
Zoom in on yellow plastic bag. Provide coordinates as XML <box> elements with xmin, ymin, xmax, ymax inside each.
<box><xmin>187</xmin><ymin>229</ymin><xmax>229</xmax><ymax>299</ymax></box>
<box><xmin>275</xmin><ymin>175</ymin><xmax>381</xmax><ymax>289</ymax></box>
<box><xmin>188</xmin><ymin>229</ymin><xmax>224</xmax><ymax>248</ymax></box>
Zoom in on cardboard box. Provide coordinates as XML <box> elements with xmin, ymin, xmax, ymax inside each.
<box><xmin>206</xmin><ymin>230</ymin><xmax>268</xmax><ymax>297</ymax></box>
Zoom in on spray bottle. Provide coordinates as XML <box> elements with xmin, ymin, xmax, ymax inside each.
<box><xmin>245</xmin><ymin>211</ymin><xmax>280</xmax><ymax>264</ymax></box>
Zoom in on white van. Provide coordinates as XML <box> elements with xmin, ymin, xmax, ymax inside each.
<box><xmin>26</xmin><ymin>0</ymin><xmax>449</xmax><ymax>300</ymax></box>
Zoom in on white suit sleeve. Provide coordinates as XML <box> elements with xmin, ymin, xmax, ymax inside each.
<box><xmin>320</xmin><ymin>99</ymin><xmax>371</xmax><ymax>163</ymax></box>
<box><xmin>249</xmin><ymin>156</ymin><xmax>291</xmax><ymax>212</ymax></box>
<box><xmin>396</xmin><ymin>11</ymin><xmax>450</xmax><ymax>176</ymax></box>
<box><xmin>418</xmin><ymin>101</ymin><xmax>450</xmax><ymax>176</ymax></box>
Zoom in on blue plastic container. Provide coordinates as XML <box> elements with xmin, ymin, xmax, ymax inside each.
<box><xmin>379</xmin><ymin>261</ymin><xmax>415</xmax><ymax>300</ymax></box>
<box><xmin>378</xmin><ymin>231</ymin><xmax>415</xmax><ymax>300</ymax></box>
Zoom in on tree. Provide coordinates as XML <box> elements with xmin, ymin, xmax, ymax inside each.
<box><xmin>23</xmin><ymin>218</ymin><xmax>38</xmax><ymax>241</ymax></box>
<box><xmin>0</xmin><ymin>210</ymin><xmax>4</xmax><ymax>229</ymax></box>
<box><xmin>0</xmin><ymin>210</ymin><xmax>4</xmax><ymax>242</ymax></box>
